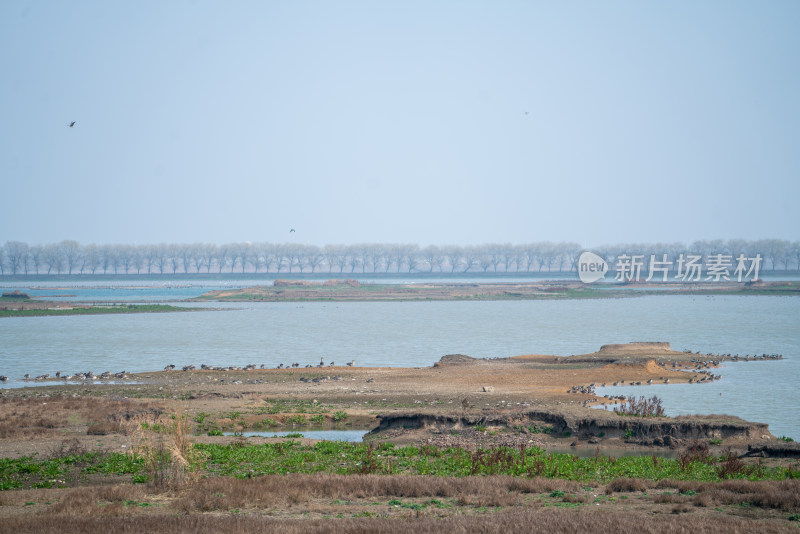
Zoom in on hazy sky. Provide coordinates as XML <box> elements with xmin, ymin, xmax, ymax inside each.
<box><xmin>2</xmin><ymin>1</ymin><xmax>799</xmax><ymax>248</ymax></box>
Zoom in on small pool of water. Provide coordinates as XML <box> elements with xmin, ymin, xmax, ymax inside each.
<box><xmin>224</xmin><ymin>430</ymin><xmax>369</xmax><ymax>442</ymax></box>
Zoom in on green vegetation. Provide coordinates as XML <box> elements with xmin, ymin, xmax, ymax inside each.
<box><xmin>1</xmin><ymin>440</ymin><xmax>798</xmax><ymax>495</ymax></box>
<box><xmin>257</xmin><ymin>399</ymin><xmax>331</xmax><ymax>415</ymax></box>
<box><xmin>286</xmin><ymin>414</ymin><xmax>307</xmax><ymax>426</ymax></box>
<box><xmin>0</xmin><ymin>304</ymin><xmax>198</xmax><ymax>318</ymax></box>
<box><xmin>333</xmin><ymin>410</ymin><xmax>349</xmax><ymax>423</ymax></box>
<box><xmin>186</xmin><ymin>442</ymin><xmax>797</xmax><ymax>482</ymax></box>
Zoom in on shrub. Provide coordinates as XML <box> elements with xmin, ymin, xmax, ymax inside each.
<box><xmin>333</xmin><ymin>411</ymin><xmax>348</xmax><ymax>422</ymax></box>
<box><xmin>286</xmin><ymin>415</ymin><xmax>307</xmax><ymax>426</ymax></box>
<box><xmin>613</xmin><ymin>395</ymin><xmax>665</xmax><ymax>417</ymax></box>
<box><xmin>605</xmin><ymin>478</ymin><xmax>649</xmax><ymax>494</ymax></box>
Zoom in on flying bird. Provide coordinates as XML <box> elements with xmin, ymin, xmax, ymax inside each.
<box><xmin>69</xmin><ymin>121</ymin><xmax>76</xmax><ymax>127</ymax></box>
<box><xmin>290</xmin><ymin>228</ymin><xmax>296</xmax><ymax>233</ymax></box>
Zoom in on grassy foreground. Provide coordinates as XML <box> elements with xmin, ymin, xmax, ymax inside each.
<box><xmin>1</xmin><ymin>403</ymin><xmax>799</xmax><ymax>532</ymax></box>
<box><xmin>1</xmin><ymin>438</ymin><xmax>799</xmax><ymax>533</ymax></box>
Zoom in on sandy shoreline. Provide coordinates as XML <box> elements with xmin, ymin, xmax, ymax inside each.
<box><xmin>1</xmin><ymin>342</ymin><xmax>791</xmax><ymax>460</ymax></box>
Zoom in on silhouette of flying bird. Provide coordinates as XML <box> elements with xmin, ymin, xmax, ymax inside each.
<box><xmin>69</xmin><ymin>121</ymin><xmax>76</xmax><ymax>127</ymax></box>
<box><xmin>290</xmin><ymin>229</ymin><xmax>295</xmax><ymax>233</ymax></box>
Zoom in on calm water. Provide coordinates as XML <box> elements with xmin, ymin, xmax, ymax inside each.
<box><xmin>0</xmin><ymin>292</ymin><xmax>797</xmax><ymax>438</ymax></box>
<box><xmin>224</xmin><ymin>430</ymin><xmax>368</xmax><ymax>442</ymax></box>
<box><xmin>3</xmin><ymin>270</ymin><xmax>798</xmax><ymax>301</ymax></box>
<box><xmin>0</xmin><ymin>273</ymin><xmax>575</xmax><ymax>302</ymax></box>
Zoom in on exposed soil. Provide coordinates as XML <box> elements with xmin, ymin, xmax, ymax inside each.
<box><xmin>1</xmin><ymin>342</ymin><xmax>798</xmax><ymax>531</ymax></box>
<box><xmin>0</xmin><ymin>342</ymin><xmax>785</xmax><ymax>459</ymax></box>
<box><xmin>192</xmin><ymin>280</ymin><xmax>800</xmax><ymax>302</ymax></box>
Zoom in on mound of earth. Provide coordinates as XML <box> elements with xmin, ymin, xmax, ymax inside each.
<box><xmin>433</xmin><ymin>354</ymin><xmax>479</xmax><ymax>366</ymax></box>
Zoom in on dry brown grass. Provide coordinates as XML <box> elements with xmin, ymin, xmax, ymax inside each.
<box><xmin>605</xmin><ymin>477</ymin><xmax>653</xmax><ymax>494</ymax></box>
<box><xmin>702</xmin><ymin>479</ymin><xmax>800</xmax><ymax>511</ymax></box>
<box><xmin>2</xmin><ymin>474</ymin><xmax>798</xmax><ymax>532</ymax></box>
<box><xmin>0</xmin><ymin>396</ymin><xmax>164</xmax><ymax>439</ymax></box>
<box><xmin>655</xmin><ymin>478</ymin><xmax>800</xmax><ymax>511</ymax></box>
<box><xmin>2</xmin><ymin>506</ymin><xmax>798</xmax><ymax>534</ymax></box>
<box><xmin>171</xmin><ymin>474</ymin><xmax>581</xmax><ymax>512</ymax></box>
<box><xmin>51</xmin><ymin>485</ymin><xmax>146</xmax><ymax>516</ymax></box>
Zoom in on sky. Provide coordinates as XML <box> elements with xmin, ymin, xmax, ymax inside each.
<box><xmin>1</xmin><ymin>1</ymin><xmax>799</xmax><ymax>248</ymax></box>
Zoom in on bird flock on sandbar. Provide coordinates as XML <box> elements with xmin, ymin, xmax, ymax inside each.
<box><xmin>4</xmin><ymin>358</ymin><xmax>356</xmax><ymax>383</ymax></box>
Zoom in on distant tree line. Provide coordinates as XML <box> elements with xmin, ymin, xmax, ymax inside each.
<box><xmin>0</xmin><ymin>239</ymin><xmax>798</xmax><ymax>276</ymax></box>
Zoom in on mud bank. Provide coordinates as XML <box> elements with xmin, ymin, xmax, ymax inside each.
<box><xmin>371</xmin><ymin>408</ymin><xmax>772</xmax><ymax>450</ymax></box>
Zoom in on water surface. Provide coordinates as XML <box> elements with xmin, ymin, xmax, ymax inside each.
<box><xmin>1</xmin><ymin>294</ymin><xmax>797</xmax><ymax>437</ymax></box>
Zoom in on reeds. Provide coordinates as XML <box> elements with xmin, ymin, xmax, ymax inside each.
<box><xmin>613</xmin><ymin>395</ymin><xmax>666</xmax><ymax>417</ymax></box>
<box><xmin>127</xmin><ymin>406</ymin><xmax>200</xmax><ymax>488</ymax></box>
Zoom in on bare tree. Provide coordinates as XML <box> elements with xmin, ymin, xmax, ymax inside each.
<box><xmin>324</xmin><ymin>244</ymin><xmax>347</xmax><ymax>273</ymax></box>
<box><xmin>282</xmin><ymin>244</ymin><xmax>304</xmax><ymax>273</ymax></box>
<box><xmin>460</xmin><ymin>246</ymin><xmax>480</xmax><ymax>273</ymax></box>
<box><xmin>228</xmin><ymin>243</ymin><xmax>251</xmax><ymax>273</ymax></box>
<box><xmin>421</xmin><ymin>245</ymin><xmax>440</xmax><ymax>272</ymax></box>
<box><xmin>179</xmin><ymin>244</ymin><xmax>194</xmax><ymax>274</ymax></box>
<box><xmin>259</xmin><ymin>243</ymin><xmax>279</xmax><ymax>273</ymax></box>
<box><xmin>43</xmin><ymin>243</ymin><xmax>64</xmax><ymax>274</ymax></box>
<box><xmin>403</xmin><ymin>244</ymin><xmax>422</xmax><ymax>273</ymax></box>
<box><xmin>346</xmin><ymin>245</ymin><xmax>362</xmax><ymax>273</ymax></box>
<box><xmin>514</xmin><ymin>245</ymin><xmax>531</xmax><ymax>272</ymax></box>
<box><xmin>3</xmin><ymin>241</ymin><xmax>29</xmax><ymax>275</ymax></box>
<box><xmin>559</xmin><ymin>242</ymin><xmax>582</xmax><ymax>272</ymax></box>
<box><xmin>81</xmin><ymin>244</ymin><xmax>101</xmax><ymax>274</ymax></box>
<box><xmin>216</xmin><ymin>245</ymin><xmax>233</xmax><ymax>273</ymax></box>
<box><xmin>200</xmin><ymin>243</ymin><xmax>218</xmax><ymax>273</ymax></box>
<box><xmin>59</xmin><ymin>240</ymin><xmax>81</xmax><ymax>275</ymax></box>
<box><xmin>305</xmin><ymin>245</ymin><xmax>325</xmax><ymax>273</ymax></box>
<box><xmin>115</xmin><ymin>245</ymin><xmax>135</xmax><ymax>274</ymax></box>
<box><xmin>189</xmin><ymin>244</ymin><xmax>206</xmax><ymax>273</ymax></box>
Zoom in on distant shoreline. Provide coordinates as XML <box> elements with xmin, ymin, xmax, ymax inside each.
<box><xmin>192</xmin><ymin>280</ymin><xmax>800</xmax><ymax>302</ymax></box>
<box><xmin>0</xmin><ymin>299</ymin><xmax>199</xmax><ymax>318</ymax></box>
<box><xmin>2</xmin><ymin>270</ymin><xmax>800</xmax><ymax>283</ymax></box>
